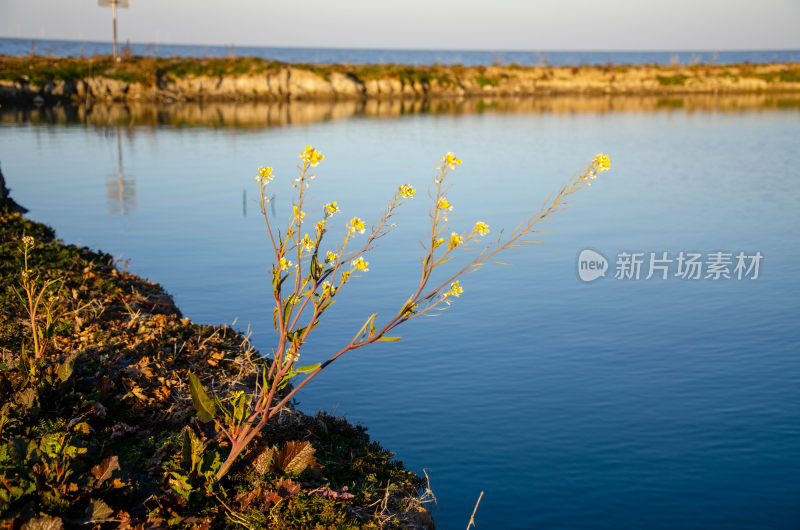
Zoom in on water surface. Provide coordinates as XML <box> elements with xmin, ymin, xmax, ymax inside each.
<box><xmin>1</xmin><ymin>98</ymin><xmax>799</xmax><ymax>529</ymax></box>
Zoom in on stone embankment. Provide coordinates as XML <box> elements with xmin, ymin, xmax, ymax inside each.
<box><xmin>1</xmin><ymin>56</ymin><xmax>798</xmax><ymax>104</ymax></box>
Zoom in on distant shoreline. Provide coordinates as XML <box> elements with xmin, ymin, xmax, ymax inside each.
<box><xmin>2</xmin><ymin>37</ymin><xmax>798</xmax><ymax>66</ymax></box>
<box><xmin>1</xmin><ymin>55</ymin><xmax>799</xmax><ymax>105</ymax></box>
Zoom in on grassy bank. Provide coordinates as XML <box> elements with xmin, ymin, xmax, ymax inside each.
<box><xmin>0</xmin><ymin>174</ymin><xmax>433</xmax><ymax>528</ymax></box>
<box><xmin>1</xmin><ymin>55</ymin><xmax>799</xmax><ymax>104</ymax></box>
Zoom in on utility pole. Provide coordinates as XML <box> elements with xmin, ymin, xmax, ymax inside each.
<box><xmin>99</xmin><ymin>0</ymin><xmax>129</xmax><ymax>61</ymax></box>
<box><xmin>112</xmin><ymin>0</ymin><xmax>118</xmax><ymax>60</ymax></box>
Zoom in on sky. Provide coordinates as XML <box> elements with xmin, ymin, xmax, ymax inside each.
<box><xmin>1</xmin><ymin>0</ymin><xmax>799</xmax><ymax>51</ymax></box>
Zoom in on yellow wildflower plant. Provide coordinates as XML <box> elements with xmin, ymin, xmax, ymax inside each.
<box><xmin>189</xmin><ymin>147</ymin><xmax>610</xmax><ymax>482</ymax></box>
<box><xmin>13</xmin><ymin>235</ymin><xmax>62</xmax><ymax>358</ymax></box>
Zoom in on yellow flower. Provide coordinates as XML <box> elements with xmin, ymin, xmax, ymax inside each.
<box><xmin>433</xmin><ymin>237</ymin><xmax>444</xmax><ymax>248</ymax></box>
<box><xmin>348</xmin><ymin>216</ymin><xmax>366</xmax><ymax>234</ymax></box>
<box><xmin>293</xmin><ymin>206</ymin><xmax>306</xmax><ymax>221</ymax></box>
<box><xmin>398</xmin><ymin>184</ymin><xmax>416</xmax><ymax>199</ymax></box>
<box><xmin>473</xmin><ymin>221</ymin><xmax>490</xmax><ymax>236</ymax></box>
<box><xmin>322</xmin><ymin>281</ymin><xmax>334</xmax><ymax>297</ymax></box>
<box><xmin>326</xmin><ymin>251</ymin><xmax>338</xmax><ymax>262</ymax></box>
<box><xmin>593</xmin><ymin>153</ymin><xmax>610</xmax><ymax>173</ymax></box>
<box><xmin>301</xmin><ymin>233</ymin><xmax>315</xmax><ymax>252</ymax></box>
<box><xmin>254</xmin><ymin>166</ymin><xmax>274</xmax><ymax>184</ymax></box>
<box><xmin>448</xmin><ymin>280</ymin><xmax>463</xmax><ymax>297</ymax></box>
<box><xmin>324</xmin><ymin>201</ymin><xmax>339</xmax><ymax>216</ymax></box>
<box><xmin>315</xmin><ymin>219</ymin><xmax>326</xmax><ymax>235</ymax></box>
<box><xmin>442</xmin><ymin>152</ymin><xmax>462</xmax><ymax>170</ymax></box>
<box><xmin>279</xmin><ymin>257</ymin><xmax>293</xmax><ymax>271</ymax></box>
<box><xmin>300</xmin><ymin>145</ymin><xmax>325</xmax><ymax>167</ymax></box>
<box><xmin>22</xmin><ymin>235</ymin><xmax>34</xmax><ymax>247</ymax></box>
<box><xmin>351</xmin><ymin>256</ymin><xmax>369</xmax><ymax>272</ymax></box>
<box><xmin>437</xmin><ymin>197</ymin><xmax>453</xmax><ymax>211</ymax></box>
<box><xmin>448</xmin><ymin>232</ymin><xmax>463</xmax><ymax>250</ymax></box>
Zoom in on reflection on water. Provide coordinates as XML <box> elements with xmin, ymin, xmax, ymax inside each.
<box><xmin>105</xmin><ymin>127</ymin><xmax>136</xmax><ymax>215</ymax></box>
<box><xmin>2</xmin><ymin>94</ymin><xmax>799</xmax><ymax>130</ymax></box>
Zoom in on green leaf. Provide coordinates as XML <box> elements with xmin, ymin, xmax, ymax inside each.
<box><xmin>377</xmin><ymin>336</ymin><xmax>401</xmax><ymax>342</ymax></box>
<box><xmin>188</xmin><ymin>373</ymin><xmax>216</xmax><ymax>422</ymax></box>
<box><xmin>168</xmin><ymin>471</ymin><xmax>193</xmax><ymax>501</ymax></box>
<box><xmin>294</xmin><ymin>363</ymin><xmax>320</xmax><ymax>374</ymax></box>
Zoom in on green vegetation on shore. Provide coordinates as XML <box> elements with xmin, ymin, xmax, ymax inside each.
<box><xmin>0</xmin><ymin>178</ymin><xmax>433</xmax><ymax>528</ymax></box>
<box><xmin>1</xmin><ymin>55</ymin><xmax>799</xmax><ymax>104</ymax></box>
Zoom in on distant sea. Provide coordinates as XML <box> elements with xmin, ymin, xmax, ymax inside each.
<box><xmin>1</xmin><ymin>37</ymin><xmax>798</xmax><ymax>66</ymax></box>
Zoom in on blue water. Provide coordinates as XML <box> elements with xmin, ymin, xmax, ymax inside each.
<box><xmin>2</xmin><ymin>37</ymin><xmax>799</xmax><ymax>66</ymax></box>
<box><xmin>1</xmin><ymin>102</ymin><xmax>799</xmax><ymax>529</ymax></box>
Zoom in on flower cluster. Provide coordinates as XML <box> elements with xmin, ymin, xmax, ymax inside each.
<box><xmin>326</xmin><ymin>251</ymin><xmax>338</xmax><ymax>262</ymax></box>
<box><xmin>398</xmin><ymin>184</ymin><xmax>416</xmax><ymax>199</ymax></box>
<box><xmin>351</xmin><ymin>256</ymin><xmax>369</xmax><ymax>272</ymax></box>
<box><xmin>473</xmin><ymin>222</ymin><xmax>490</xmax><ymax>236</ymax></box>
<box><xmin>448</xmin><ymin>232</ymin><xmax>463</xmax><ymax>250</ymax></box>
<box><xmin>594</xmin><ymin>153</ymin><xmax>611</xmax><ymax>172</ymax></box>
<box><xmin>324</xmin><ymin>202</ymin><xmax>339</xmax><ymax>216</ymax></box>
<box><xmin>301</xmin><ymin>233</ymin><xmax>315</xmax><ymax>253</ymax></box>
<box><xmin>348</xmin><ymin>217</ymin><xmax>366</xmax><ymax>234</ymax></box>
<box><xmin>254</xmin><ymin>166</ymin><xmax>274</xmax><ymax>184</ymax></box>
<box><xmin>279</xmin><ymin>257</ymin><xmax>293</xmax><ymax>271</ymax></box>
<box><xmin>293</xmin><ymin>206</ymin><xmax>306</xmax><ymax>221</ymax></box>
<box><xmin>437</xmin><ymin>197</ymin><xmax>453</xmax><ymax>211</ymax></box>
<box><xmin>22</xmin><ymin>235</ymin><xmax>34</xmax><ymax>247</ymax></box>
<box><xmin>448</xmin><ymin>280</ymin><xmax>463</xmax><ymax>297</ymax></box>
<box><xmin>301</xmin><ymin>145</ymin><xmax>325</xmax><ymax>167</ymax></box>
<box><xmin>442</xmin><ymin>152</ymin><xmax>462</xmax><ymax>170</ymax></box>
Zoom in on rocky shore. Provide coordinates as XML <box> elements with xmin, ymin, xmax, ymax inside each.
<box><xmin>1</xmin><ymin>55</ymin><xmax>799</xmax><ymax>104</ymax></box>
<box><xmin>0</xmin><ymin>166</ymin><xmax>434</xmax><ymax>528</ymax></box>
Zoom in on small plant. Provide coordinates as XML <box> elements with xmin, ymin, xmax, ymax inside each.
<box><xmin>190</xmin><ymin>147</ymin><xmax>611</xmax><ymax>482</ymax></box>
<box><xmin>11</xmin><ymin>236</ymin><xmax>62</xmax><ymax>358</ymax></box>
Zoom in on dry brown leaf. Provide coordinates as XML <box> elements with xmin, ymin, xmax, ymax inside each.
<box><xmin>91</xmin><ymin>455</ymin><xmax>120</xmax><ymax>485</ymax></box>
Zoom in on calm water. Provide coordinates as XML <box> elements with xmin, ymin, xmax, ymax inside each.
<box><xmin>1</xmin><ymin>100</ymin><xmax>799</xmax><ymax>529</ymax></box>
<box><xmin>2</xmin><ymin>37</ymin><xmax>800</xmax><ymax>66</ymax></box>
